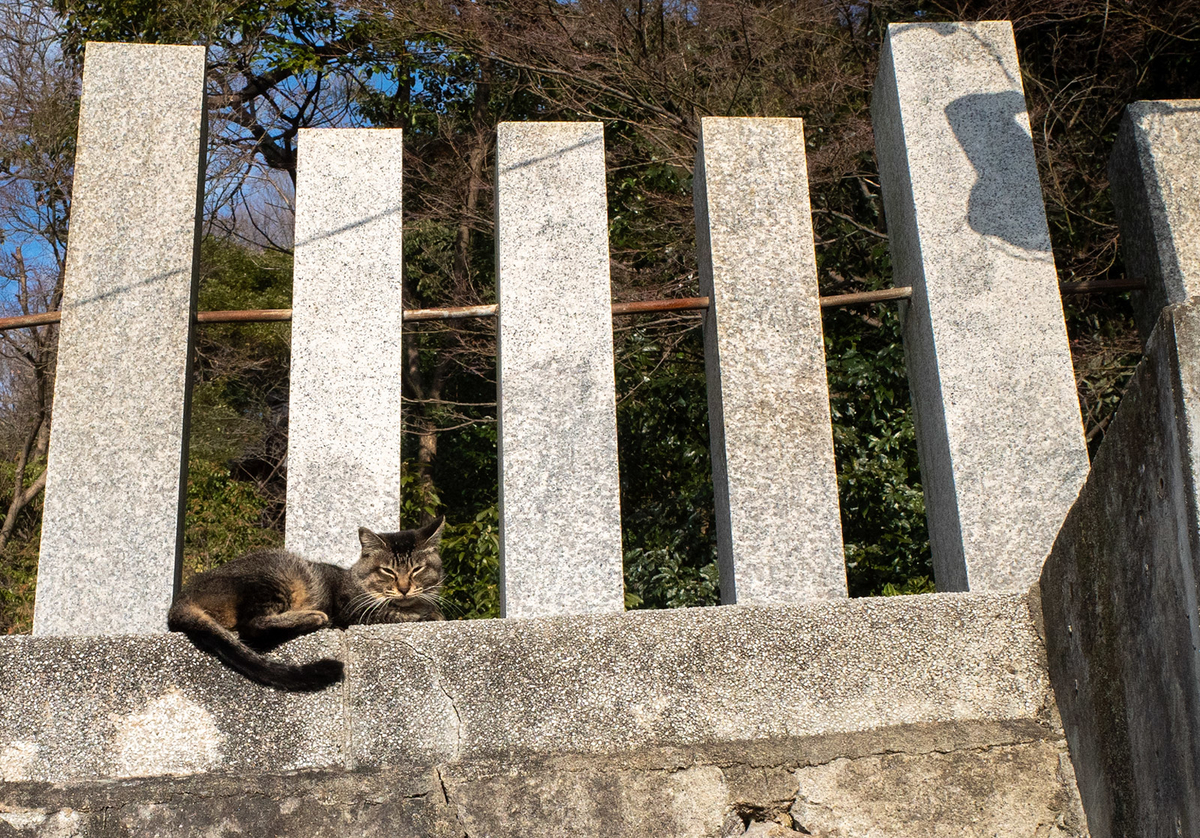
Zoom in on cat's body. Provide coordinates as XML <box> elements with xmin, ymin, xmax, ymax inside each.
<box><xmin>168</xmin><ymin>517</ymin><xmax>445</xmax><ymax>691</ymax></box>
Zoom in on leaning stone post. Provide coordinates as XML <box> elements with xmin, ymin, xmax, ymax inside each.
<box><xmin>695</xmin><ymin>117</ymin><xmax>846</xmax><ymax>604</ymax></box>
<box><xmin>495</xmin><ymin>122</ymin><xmax>625</xmax><ymax>618</ymax></box>
<box><xmin>34</xmin><ymin>43</ymin><xmax>207</xmax><ymax>635</ymax></box>
<box><xmin>1109</xmin><ymin>100</ymin><xmax>1200</xmax><ymax>341</ymax></box>
<box><xmin>871</xmin><ymin>22</ymin><xmax>1089</xmax><ymax>592</ymax></box>
<box><xmin>286</xmin><ymin>129</ymin><xmax>406</xmax><ymax>567</ymax></box>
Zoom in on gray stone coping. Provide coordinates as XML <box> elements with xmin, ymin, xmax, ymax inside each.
<box><xmin>0</xmin><ymin>592</ymin><xmax>1057</xmax><ymax>784</ymax></box>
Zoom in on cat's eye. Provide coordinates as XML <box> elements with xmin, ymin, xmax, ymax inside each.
<box><xmin>378</xmin><ymin>567</ymin><xmax>396</xmax><ymax>578</ymax></box>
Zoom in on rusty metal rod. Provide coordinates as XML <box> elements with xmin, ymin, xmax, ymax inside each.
<box><xmin>196</xmin><ymin>309</ymin><xmax>292</xmax><ymax>323</ymax></box>
<box><xmin>0</xmin><ymin>280</ymin><xmax>1148</xmax><ymax>332</ymax></box>
<box><xmin>1058</xmin><ymin>279</ymin><xmax>1148</xmax><ymax>295</ymax></box>
<box><xmin>819</xmin><ymin>287</ymin><xmax>912</xmax><ymax>307</ymax></box>
<box><xmin>0</xmin><ymin>311</ymin><xmax>64</xmax><ymax>331</ymax></box>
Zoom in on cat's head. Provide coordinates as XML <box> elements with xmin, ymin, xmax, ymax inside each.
<box><xmin>353</xmin><ymin>516</ymin><xmax>445</xmax><ymax>619</ymax></box>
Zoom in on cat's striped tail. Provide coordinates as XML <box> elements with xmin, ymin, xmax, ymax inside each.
<box><xmin>167</xmin><ymin>601</ymin><xmax>344</xmax><ymax>691</ymax></box>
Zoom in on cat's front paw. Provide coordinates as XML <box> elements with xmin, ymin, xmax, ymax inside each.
<box><xmin>295</xmin><ymin>610</ymin><xmax>331</xmax><ymax>630</ymax></box>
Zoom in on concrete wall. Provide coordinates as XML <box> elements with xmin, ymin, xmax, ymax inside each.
<box><xmin>0</xmin><ymin>594</ymin><xmax>1087</xmax><ymax>837</ymax></box>
<box><xmin>1042</xmin><ymin>300</ymin><xmax>1200</xmax><ymax>838</ymax></box>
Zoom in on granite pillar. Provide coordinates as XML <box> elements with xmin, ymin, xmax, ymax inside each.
<box><xmin>34</xmin><ymin>42</ymin><xmax>207</xmax><ymax>636</ymax></box>
<box><xmin>1109</xmin><ymin>100</ymin><xmax>1200</xmax><ymax>341</ymax></box>
<box><xmin>285</xmin><ymin>129</ymin><xmax>405</xmax><ymax>566</ymax></box>
<box><xmin>695</xmin><ymin>117</ymin><xmax>846</xmax><ymax>604</ymax></box>
<box><xmin>871</xmin><ymin>22</ymin><xmax>1089</xmax><ymax>592</ymax></box>
<box><xmin>495</xmin><ymin>122</ymin><xmax>624</xmax><ymax>618</ymax></box>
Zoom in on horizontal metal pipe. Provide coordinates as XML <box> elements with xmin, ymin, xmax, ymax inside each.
<box><xmin>0</xmin><ymin>311</ymin><xmax>64</xmax><ymax>331</ymax></box>
<box><xmin>0</xmin><ymin>280</ymin><xmax>1146</xmax><ymax>332</ymax></box>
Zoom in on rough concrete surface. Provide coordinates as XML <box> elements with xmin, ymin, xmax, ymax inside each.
<box><xmin>4</xmin><ymin>594</ymin><xmax>1058</xmax><ymax>782</ymax></box>
<box><xmin>0</xmin><ymin>632</ymin><xmax>344</xmax><ymax>783</ymax></box>
<box><xmin>286</xmin><ymin>128</ymin><xmax>406</xmax><ymax>566</ymax></box>
<box><xmin>494</xmin><ymin>121</ymin><xmax>624</xmax><ymax>619</ymax></box>
<box><xmin>1042</xmin><ymin>300</ymin><xmax>1200</xmax><ymax>838</ymax></box>
<box><xmin>33</xmin><ymin>42</ymin><xmax>207</xmax><ymax>636</ymax></box>
<box><xmin>694</xmin><ymin>117</ymin><xmax>846</xmax><ymax>605</ymax></box>
<box><xmin>0</xmin><ymin>737</ymin><xmax>1087</xmax><ymax>837</ymax></box>
<box><xmin>346</xmin><ymin>594</ymin><xmax>1058</xmax><ymax>765</ymax></box>
<box><xmin>0</xmin><ymin>592</ymin><xmax>1089</xmax><ymax>835</ymax></box>
<box><xmin>871</xmin><ymin>22</ymin><xmax>1089</xmax><ymax>593</ymax></box>
<box><xmin>1109</xmin><ymin>100</ymin><xmax>1200</xmax><ymax>341</ymax></box>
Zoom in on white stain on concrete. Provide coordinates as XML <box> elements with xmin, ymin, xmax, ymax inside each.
<box><xmin>0</xmin><ymin>740</ymin><xmax>39</xmax><ymax>781</ymax></box>
<box><xmin>110</xmin><ymin>688</ymin><xmax>225</xmax><ymax>777</ymax></box>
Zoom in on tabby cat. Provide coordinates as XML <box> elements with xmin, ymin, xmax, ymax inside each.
<box><xmin>168</xmin><ymin>516</ymin><xmax>445</xmax><ymax>691</ymax></box>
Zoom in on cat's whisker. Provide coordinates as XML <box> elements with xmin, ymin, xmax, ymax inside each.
<box><xmin>349</xmin><ymin>592</ymin><xmax>386</xmax><ymax>624</ymax></box>
<box><xmin>365</xmin><ymin>596</ymin><xmax>392</xmax><ymax>624</ymax></box>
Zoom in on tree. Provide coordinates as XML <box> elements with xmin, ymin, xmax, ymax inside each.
<box><xmin>0</xmin><ymin>0</ymin><xmax>78</xmax><ymax>631</ymax></box>
<box><xmin>3</xmin><ymin>0</ymin><xmax>1198</xmax><ymax>632</ymax></box>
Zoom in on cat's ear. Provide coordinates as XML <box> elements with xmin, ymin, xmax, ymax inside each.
<box><xmin>418</xmin><ymin>515</ymin><xmax>445</xmax><ymax>549</ymax></box>
<box><xmin>358</xmin><ymin>527</ymin><xmax>388</xmax><ymax>554</ymax></box>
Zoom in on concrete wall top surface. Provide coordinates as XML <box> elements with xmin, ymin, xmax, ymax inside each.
<box><xmin>0</xmin><ymin>591</ymin><xmax>1059</xmax><ymax>786</ymax></box>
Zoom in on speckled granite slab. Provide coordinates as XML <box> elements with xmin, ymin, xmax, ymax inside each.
<box><xmin>494</xmin><ymin>122</ymin><xmax>624</xmax><ymax>618</ymax></box>
<box><xmin>695</xmin><ymin>117</ymin><xmax>846</xmax><ymax>605</ymax></box>
<box><xmin>871</xmin><ymin>22</ymin><xmax>1088</xmax><ymax>593</ymax></box>
<box><xmin>286</xmin><ymin>128</ymin><xmax>406</xmax><ymax>566</ymax></box>
<box><xmin>34</xmin><ymin>42</ymin><xmax>207</xmax><ymax>636</ymax></box>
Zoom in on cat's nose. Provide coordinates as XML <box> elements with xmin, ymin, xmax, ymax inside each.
<box><xmin>396</xmin><ymin>581</ymin><xmax>411</xmax><ymax>595</ymax></box>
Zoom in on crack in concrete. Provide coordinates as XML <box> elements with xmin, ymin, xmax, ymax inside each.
<box><xmin>340</xmin><ymin>630</ymin><xmax>354</xmax><ymax>770</ymax></box>
<box><xmin>395</xmin><ymin>637</ymin><xmax>464</xmax><ymax>761</ymax></box>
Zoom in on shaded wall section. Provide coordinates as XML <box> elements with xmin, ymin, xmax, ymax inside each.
<box><xmin>1042</xmin><ymin>300</ymin><xmax>1200</xmax><ymax>838</ymax></box>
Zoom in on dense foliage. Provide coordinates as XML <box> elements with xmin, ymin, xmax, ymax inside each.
<box><xmin>2</xmin><ymin>0</ymin><xmax>1198</xmax><ymax>630</ymax></box>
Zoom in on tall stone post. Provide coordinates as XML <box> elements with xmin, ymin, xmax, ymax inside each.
<box><xmin>34</xmin><ymin>43</ymin><xmax>207</xmax><ymax>635</ymax></box>
<box><xmin>495</xmin><ymin>122</ymin><xmax>625</xmax><ymax>618</ymax></box>
<box><xmin>871</xmin><ymin>22</ymin><xmax>1089</xmax><ymax>592</ymax></box>
<box><xmin>695</xmin><ymin>117</ymin><xmax>846</xmax><ymax>604</ymax></box>
<box><xmin>286</xmin><ymin>129</ymin><xmax>406</xmax><ymax>567</ymax></box>
<box><xmin>1109</xmin><ymin>100</ymin><xmax>1200</xmax><ymax>341</ymax></box>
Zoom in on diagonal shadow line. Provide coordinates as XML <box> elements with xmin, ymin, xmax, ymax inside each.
<box><xmin>499</xmin><ymin>132</ymin><xmax>603</xmax><ymax>173</ymax></box>
<box><xmin>67</xmin><ymin>129</ymin><xmax>604</xmax><ymax>308</ymax></box>
<box><xmin>293</xmin><ymin>199</ymin><xmax>404</xmax><ymax>250</ymax></box>
<box><xmin>900</xmin><ymin>22</ymin><xmax>1018</xmax><ymax>86</ymax></box>
<box><xmin>68</xmin><ymin>200</ymin><xmax>405</xmax><ymax>310</ymax></box>
<box><xmin>66</xmin><ymin>266</ymin><xmax>191</xmax><ymax>309</ymax></box>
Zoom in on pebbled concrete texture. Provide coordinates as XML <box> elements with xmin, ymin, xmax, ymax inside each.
<box><xmin>1042</xmin><ymin>300</ymin><xmax>1200</xmax><ymax>838</ymax></box>
<box><xmin>0</xmin><ymin>592</ymin><xmax>1087</xmax><ymax>834</ymax></box>
<box><xmin>0</xmin><ymin>738</ymin><xmax>1086</xmax><ymax>837</ymax></box>
<box><xmin>33</xmin><ymin>42</ymin><xmax>207</xmax><ymax>636</ymax></box>
<box><xmin>346</xmin><ymin>593</ymin><xmax>1058</xmax><ymax>764</ymax></box>
<box><xmin>871</xmin><ymin>22</ymin><xmax>1089</xmax><ymax>594</ymax></box>
<box><xmin>494</xmin><ymin>122</ymin><xmax>624</xmax><ymax>619</ymax></box>
<box><xmin>1109</xmin><ymin>100</ymin><xmax>1200</xmax><ymax>341</ymax></box>
<box><xmin>0</xmin><ymin>632</ymin><xmax>344</xmax><ymax>783</ymax></box>
<box><xmin>694</xmin><ymin>117</ymin><xmax>846</xmax><ymax>605</ymax></box>
<box><xmin>286</xmin><ymin>128</ymin><xmax>407</xmax><ymax>566</ymax></box>
<box><xmin>3</xmin><ymin>593</ymin><xmax>1060</xmax><ymax>782</ymax></box>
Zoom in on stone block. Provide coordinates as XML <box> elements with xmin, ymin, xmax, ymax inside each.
<box><xmin>286</xmin><ymin>129</ymin><xmax>406</xmax><ymax>566</ymax></box>
<box><xmin>0</xmin><ymin>742</ymin><xmax>1088</xmax><ymax>838</ymax></box>
<box><xmin>789</xmin><ymin>740</ymin><xmax>1087</xmax><ymax>837</ymax></box>
<box><xmin>494</xmin><ymin>122</ymin><xmax>624</xmax><ymax>617</ymax></box>
<box><xmin>871</xmin><ymin>22</ymin><xmax>1089</xmax><ymax>592</ymax></box>
<box><xmin>0</xmin><ymin>631</ymin><xmax>344</xmax><ymax>783</ymax></box>
<box><xmin>1</xmin><ymin>590</ymin><xmax>1086</xmax><ymax>835</ymax></box>
<box><xmin>346</xmin><ymin>593</ymin><xmax>1056</xmax><ymax>765</ymax></box>
<box><xmin>344</xmin><ymin>624</ymin><xmax>459</xmax><ymax>767</ymax></box>
<box><xmin>1042</xmin><ymin>300</ymin><xmax>1200</xmax><ymax>838</ymax></box>
<box><xmin>694</xmin><ymin>117</ymin><xmax>845</xmax><ymax>604</ymax></box>
<box><xmin>1109</xmin><ymin>100</ymin><xmax>1200</xmax><ymax>340</ymax></box>
<box><xmin>33</xmin><ymin>42</ymin><xmax>207</xmax><ymax>635</ymax></box>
